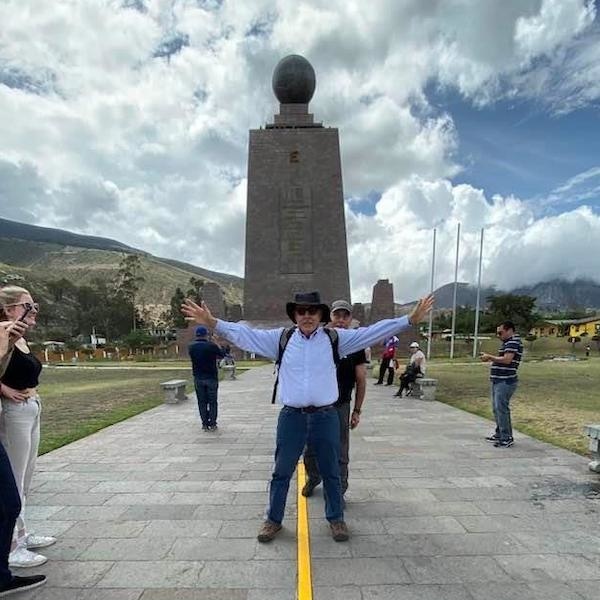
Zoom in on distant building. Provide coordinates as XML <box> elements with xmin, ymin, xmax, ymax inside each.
<box><xmin>530</xmin><ymin>321</ymin><xmax>564</xmax><ymax>337</ymax></box>
<box><xmin>567</xmin><ymin>315</ymin><xmax>600</xmax><ymax>338</ymax></box>
<box><xmin>530</xmin><ymin>315</ymin><xmax>600</xmax><ymax>338</ymax></box>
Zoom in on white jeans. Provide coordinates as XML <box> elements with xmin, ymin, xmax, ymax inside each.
<box><xmin>0</xmin><ymin>395</ymin><xmax>41</xmax><ymax>550</ymax></box>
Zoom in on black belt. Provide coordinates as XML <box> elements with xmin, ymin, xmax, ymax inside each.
<box><xmin>283</xmin><ymin>404</ymin><xmax>336</xmax><ymax>414</ymax></box>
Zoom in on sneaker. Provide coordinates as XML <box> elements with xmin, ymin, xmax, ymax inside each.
<box><xmin>393</xmin><ymin>391</ymin><xmax>402</xmax><ymax>397</ymax></box>
<box><xmin>0</xmin><ymin>575</ymin><xmax>46</xmax><ymax>597</ymax></box>
<box><xmin>201</xmin><ymin>425</ymin><xmax>209</xmax><ymax>431</ymax></box>
<box><xmin>209</xmin><ymin>424</ymin><xmax>218</xmax><ymax>431</ymax></box>
<box><xmin>257</xmin><ymin>520</ymin><xmax>282</xmax><ymax>543</ymax></box>
<box><xmin>485</xmin><ymin>434</ymin><xmax>499</xmax><ymax>442</ymax></box>
<box><xmin>301</xmin><ymin>480</ymin><xmax>320</xmax><ymax>497</ymax></box>
<box><xmin>8</xmin><ymin>548</ymin><xmax>47</xmax><ymax>568</ymax></box>
<box><xmin>329</xmin><ymin>520</ymin><xmax>349</xmax><ymax>542</ymax></box>
<box><xmin>25</xmin><ymin>534</ymin><xmax>56</xmax><ymax>550</ymax></box>
<box><xmin>373</xmin><ymin>382</ymin><xmax>382</xmax><ymax>386</ymax></box>
<box><xmin>494</xmin><ymin>439</ymin><xmax>514</xmax><ymax>448</ymax></box>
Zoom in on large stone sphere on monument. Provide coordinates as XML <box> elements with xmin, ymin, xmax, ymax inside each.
<box><xmin>272</xmin><ymin>54</ymin><xmax>316</xmax><ymax>104</ymax></box>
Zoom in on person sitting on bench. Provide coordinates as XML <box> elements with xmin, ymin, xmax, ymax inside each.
<box><xmin>394</xmin><ymin>341</ymin><xmax>426</xmax><ymax>397</ymax></box>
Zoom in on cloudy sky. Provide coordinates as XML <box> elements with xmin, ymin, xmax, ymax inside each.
<box><xmin>1</xmin><ymin>0</ymin><xmax>599</xmax><ymax>302</ymax></box>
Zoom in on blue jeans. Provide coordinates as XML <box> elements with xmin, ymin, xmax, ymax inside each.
<box><xmin>268</xmin><ymin>406</ymin><xmax>343</xmax><ymax>525</ymax></box>
<box><xmin>194</xmin><ymin>377</ymin><xmax>218</xmax><ymax>428</ymax></box>
<box><xmin>492</xmin><ymin>380</ymin><xmax>517</xmax><ymax>442</ymax></box>
<box><xmin>0</xmin><ymin>441</ymin><xmax>21</xmax><ymax>585</ymax></box>
<box><xmin>304</xmin><ymin>402</ymin><xmax>351</xmax><ymax>493</ymax></box>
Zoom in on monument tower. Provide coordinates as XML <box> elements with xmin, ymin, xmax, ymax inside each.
<box><xmin>243</xmin><ymin>55</ymin><xmax>351</xmax><ymax>323</ymax></box>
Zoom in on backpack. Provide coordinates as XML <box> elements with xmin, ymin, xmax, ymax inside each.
<box><xmin>271</xmin><ymin>326</ymin><xmax>340</xmax><ymax>404</ymax></box>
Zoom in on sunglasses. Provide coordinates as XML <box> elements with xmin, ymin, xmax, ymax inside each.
<box><xmin>5</xmin><ymin>302</ymin><xmax>39</xmax><ymax>312</ymax></box>
<box><xmin>295</xmin><ymin>306</ymin><xmax>320</xmax><ymax>316</ymax></box>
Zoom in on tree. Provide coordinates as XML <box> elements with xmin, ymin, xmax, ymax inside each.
<box><xmin>166</xmin><ymin>287</ymin><xmax>187</xmax><ymax>328</ymax></box>
<box><xmin>483</xmin><ymin>294</ymin><xmax>538</xmax><ymax>333</ymax></box>
<box><xmin>117</xmin><ymin>254</ymin><xmax>145</xmax><ymax>331</ymax></box>
<box><xmin>122</xmin><ymin>330</ymin><xmax>155</xmax><ymax>351</ymax></box>
<box><xmin>186</xmin><ymin>277</ymin><xmax>205</xmax><ymax>303</ymax></box>
<box><xmin>46</xmin><ymin>278</ymin><xmax>76</xmax><ymax>302</ymax></box>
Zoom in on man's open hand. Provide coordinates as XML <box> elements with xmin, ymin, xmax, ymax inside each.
<box><xmin>181</xmin><ymin>299</ymin><xmax>218</xmax><ymax>330</ymax></box>
<box><xmin>408</xmin><ymin>294</ymin><xmax>434</xmax><ymax>325</ymax></box>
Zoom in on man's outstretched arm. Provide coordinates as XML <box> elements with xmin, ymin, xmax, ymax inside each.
<box><xmin>182</xmin><ymin>299</ymin><xmax>281</xmax><ymax>360</ymax></box>
<box><xmin>338</xmin><ymin>295</ymin><xmax>434</xmax><ymax>356</ymax></box>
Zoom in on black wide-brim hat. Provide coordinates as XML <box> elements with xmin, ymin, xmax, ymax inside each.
<box><xmin>286</xmin><ymin>291</ymin><xmax>330</xmax><ymax>324</ymax></box>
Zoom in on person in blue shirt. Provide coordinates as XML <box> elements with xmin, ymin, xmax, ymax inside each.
<box><xmin>182</xmin><ymin>291</ymin><xmax>433</xmax><ymax>543</ymax></box>
<box><xmin>480</xmin><ymin>320</ymin><xmax>523</xmax><ymax>448</ymax></box>
<box><xmin>188</xmin><ymin>326</ymin><xmax>227</xmax><ymax>431</ymax></box>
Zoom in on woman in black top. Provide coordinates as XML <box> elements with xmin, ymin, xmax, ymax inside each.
<box><xmin>0</xmin><ymin>319</ymin><xmax>47</xmax><ymax>594</ymax></box>
<box><xmin>0</xmin><ymin>286</ymin><xmax>56</xmax><ymax>569</ymax></box>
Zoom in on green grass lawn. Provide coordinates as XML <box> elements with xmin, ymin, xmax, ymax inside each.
<box><xmin>429</xmin><ymin>359</ymin><xmax>600</xmax><ymax>455</ymax></box>
<box><xmin>37</xmin><ymin>368</ymin><xmax>192</xmax><ymax>454</ymax></box>
<box><xmin>37</xmin><ymin>360</ymin><xmax>271</xmax><ymax>454</ymax></box>
<box><xmin>427</xmin><ymin>335</ymin><xmax>600</xmax><ymax>360</ymax></box>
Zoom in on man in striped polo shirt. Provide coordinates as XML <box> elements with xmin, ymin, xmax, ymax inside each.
<box><xmin>480</xmin><ymin>321</ymin><xmax>523</xmax><ymax>448</ymax></box>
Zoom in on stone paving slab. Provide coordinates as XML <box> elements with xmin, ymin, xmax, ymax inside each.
<box><xmin>15</xmin><ymin>365</ymin><xmax>600</xmax><ymax>599</ymax></box>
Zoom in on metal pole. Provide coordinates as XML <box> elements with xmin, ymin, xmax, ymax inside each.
<box><xmin>449</xmin><ymin>223</ymin><xmax>461</xmax><ymax>359</ymax></box>
<box><xmin>472</xmin><ymin>228</ymin><xmax>484</xmax><ymax>358</ymax></box>
<box><xmin>426</xmin><ymin>228</ymin><xmax>436</xmax><ymax>360</ymax></box>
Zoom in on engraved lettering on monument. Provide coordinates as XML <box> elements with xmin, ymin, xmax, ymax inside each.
<box><xmin>279</xmin><ymin>186</ymin><xmax>313</xmax><ymax>274</ymax></box>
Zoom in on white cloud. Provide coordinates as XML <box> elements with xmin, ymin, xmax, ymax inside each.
<box><xmin>347</xmin><ymin>178</ymin><xmax>600</xmax><ymax>302</ymax></box>
<box><xmin>0</xmin><ymin>0</ymin><xmax>599</xmax><ymax>303</ymax></box>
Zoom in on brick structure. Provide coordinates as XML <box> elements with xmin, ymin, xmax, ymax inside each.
<box><xmin>243</xmin><ymin>55</ymin><xmax>350</xmax><ymax>323</ymax></box>
<box><xmin>201</xmin><ymin>282</ymin><xmax>225</xmax><ymax>319</ymax></box>
<box><xmin>227</xmin><ymin>304</ymin><xmax>243</xmax><ymax>322</ymax></box>
<box><xmin>352</xmin><ymin>302</ymin><xmax>366</xmax><ymax>326</ymax></box>
<box><xmin>369</xmin><ymin>279</ymin><xmax>395</xmax><ymax>324</ymax></box>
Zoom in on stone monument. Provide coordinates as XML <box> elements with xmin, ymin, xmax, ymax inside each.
<box><xmin>201</xmin><ymin>282</ymin><xmax>225</xmax><ymax>319</ymax></box>
<box><xmin>243</xmin><ymin>54</ymin><xmax>351</xmax><ymax>323</ymax></box>
<box><xmin>369</xmin><ymin>279</ymin><xmax>395</xmax><ymax>323</ymax></box>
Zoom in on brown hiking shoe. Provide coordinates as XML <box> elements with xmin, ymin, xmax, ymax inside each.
<box><xmin>257</xmin><ymin>520</ymin><xmax>282</xmax><ymax>543</ymax></box>
<box><xmin>329</xmin><ymin>520</ymin><xmax>349</xmax><ymax>542</ymax></box>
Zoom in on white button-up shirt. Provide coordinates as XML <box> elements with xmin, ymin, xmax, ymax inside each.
<box><xmin>215</xmin><ymin>316</ymin><xmax>411</xmax><ymax>407</ymax></box>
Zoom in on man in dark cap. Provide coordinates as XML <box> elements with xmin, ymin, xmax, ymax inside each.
<box><xmin>302</xmin><ymin>299</ymin><xmax>367</xmax><ymax>500</ymax></box>
<box><xmin>188</xmin><ymin>325</ymin><xmax>227</xmax><ymax>431</ymax></box>
<box><xmin>182</xmin><ymin>291</ymin><xmax>433</xmax><ymax>542</ymax></box>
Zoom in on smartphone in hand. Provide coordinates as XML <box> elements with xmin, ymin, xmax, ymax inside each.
<box><xmin>18</xmin><ymin>306</ymin><xmax>32</xmax><ymax>322</ymax></box>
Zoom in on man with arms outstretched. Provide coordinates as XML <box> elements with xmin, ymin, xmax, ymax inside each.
<box><xmin>182</xmin><ymin>291</ymin><xmax>433</xmax><ymax>543</ymax></box>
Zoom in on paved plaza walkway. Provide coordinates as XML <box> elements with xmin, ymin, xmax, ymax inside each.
<box><xmin>20</xmin><ymin>365</ymin><xmax>600</xmax><ymax>599</ymax></box>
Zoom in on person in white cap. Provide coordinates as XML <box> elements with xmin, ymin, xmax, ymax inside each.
<box><xmin>394</xmin><ymin>341</ymin><xmax>426</xmax><ymax>397</ymax></box>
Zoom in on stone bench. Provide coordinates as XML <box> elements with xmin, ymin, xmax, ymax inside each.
<box><xmin>160</xmin><ymin>379</ymin><xmax>187</xmax><ymax>404</ymax></box>
<box><xmin>412</xmin><ymin>377</ymin><xmax>437</xmax><ymax>401</ymax></box>
<box><xmin>219</xmin><ymin>360</ymin><xmax>237</xmax><ymax>380</ymax></box>
<box><xmin>584</xmin><ymin>424</ymin><xmax>600</xmax><ymax>473</ymax></box>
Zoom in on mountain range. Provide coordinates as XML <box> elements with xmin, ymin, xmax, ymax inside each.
<box><xmin>1</xmin><ymin>217</ymin><xmax>599</xmax><ymax>314</ymax></box>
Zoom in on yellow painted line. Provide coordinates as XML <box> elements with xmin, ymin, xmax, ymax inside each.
<box><xmin>297</xmin><ymin>462</ymin><xmax>313</xmax><ymax>600</ymax></box>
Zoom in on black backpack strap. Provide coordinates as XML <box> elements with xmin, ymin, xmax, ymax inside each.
<box><xmin>271</xmin><ymin>327</ymin><xmax>296</xmax><ymax>404</ymax></box>
<box><xmin>323</xmin><ymin>328</ymin><xmax>341</xmax><ymax>366</ymax></box>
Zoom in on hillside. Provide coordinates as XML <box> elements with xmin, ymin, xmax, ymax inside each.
<box><xmin>0</xmin><ymin>219</ymin><xmax>244</xmax><ymax>334</ymax></box>
<box><xmin>426</xmin><ymin>280</ymin><xmax>600</xmax><ymax>312</ymax></box>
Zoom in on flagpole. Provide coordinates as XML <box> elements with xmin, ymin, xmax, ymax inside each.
<box><xmin>449</xmin><ymin>222</ymin><xmax>461</xmax><ymax>359</ymax></box>
<box><xmin>426</xmin><ymin>228</ymin><xmax>436</xmax><ymax>360</ymax></box>
<box><xmin>472</xmin><ymin>228</ymin><xmax>484</xmax><ymax>359</ymax></box>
